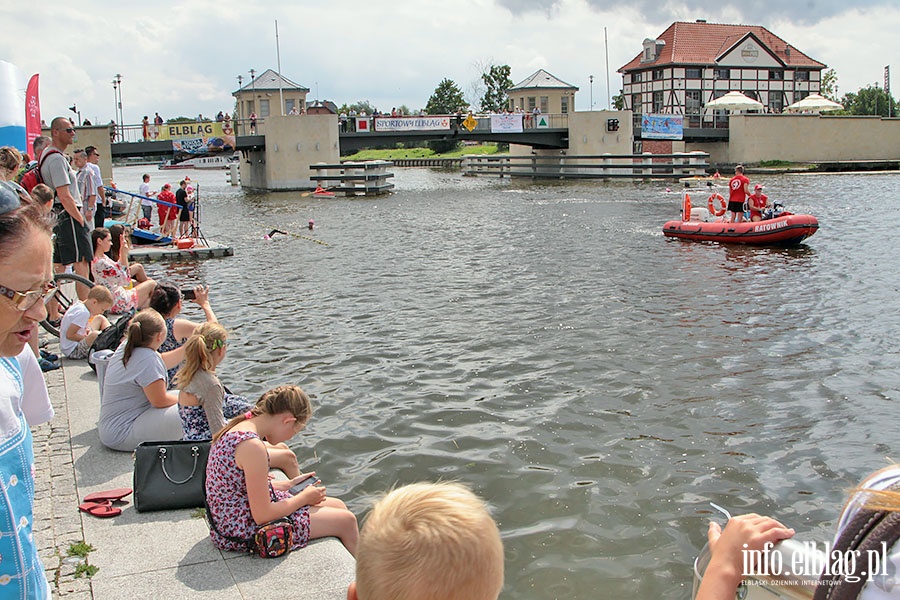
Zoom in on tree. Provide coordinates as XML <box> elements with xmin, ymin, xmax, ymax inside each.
<box><xmin>841</xmin><ymin>84</ymin><xmax>897</xmax><ymax>116</ymax></box>
<box><xmin>612</xmin><ymin>90</ymin><xmax>625</xmax><ymax>111</ymax></box>
<box><xmin>337</xmin><ymin>100</ymin><xmax>378</xmax><ymax>115</ymax></box>
<box><xmin>425</xmin><ymin>78</ymin><xmax>466</xmax><ymax>115</ymax></box>
<box><xmin>820</xmin><ymin>69</ymin><xmax>839</xmax><ymax>101</ymax></box>
<box><xmin>480</xmin><ymin>64</ymin><xmax>513</xmax><ymax>113</ymax></box>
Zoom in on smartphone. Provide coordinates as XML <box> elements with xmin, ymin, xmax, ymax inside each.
<box><xmin>181</xmin><ymin>289</ymin><xmax>196</xmax><ymax>300</ymax></box>
<box><xmin>288</xmin><ymin>475</ymin><xmax>320</xmax><ymax>496</ymax></box>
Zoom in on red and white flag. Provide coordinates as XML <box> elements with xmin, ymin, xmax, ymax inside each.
<box><xmin>25</xmin><ymin>74</ymin><xmax>41</xmax><ymax>149</ymax></box>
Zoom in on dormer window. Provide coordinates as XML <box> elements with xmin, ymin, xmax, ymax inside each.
<box><xmin>641</xmin><ymin>38</ymin><xmax>666</xmax><ymax>63</ymax></box>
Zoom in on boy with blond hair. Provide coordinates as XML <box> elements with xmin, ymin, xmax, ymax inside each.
<box><xmin>348</xmin><ymin>482</ymin><xmax>504</xmax><ymax>600</ymax></box>
<box><xmin>60</xmin><ymin>286</ymin><xmax>114</xmax><ymax>359</ymax></box>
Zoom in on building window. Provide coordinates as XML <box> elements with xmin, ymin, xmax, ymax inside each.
<box><xmin>768</xmin><ymin>92</ymin><xmax>784</xmax><ymax>113</ymax></box>
<box><xmin>260</xmin><ymin>99</ymin><xmax>270</xmax><ymax>117</ymax></box>
<box><xmin>632</xmin><ymin>72</ymin><xmax>642</xmax><ymax>83</ymax></box>
<box><xmin>540</xmin><ymin>96</ymin><xmax>549</xmax><ymax>113</ymax></box>
<box><xmin>685</xmin><ymin>68</ymin><xmax>702</xmax><ymax>79</ymax></box>
<box><xmin>743</xmin><ymin>90</ymin><xmax>759</xmax><ymax>101</ymax></box>
<box><xmin>632</xmin><ymin>93</ymin><xmax>642</xmax><ymax>113</ymax></box>
<box><xmin>652</xmin><ymin>69</ymin><xmax>664</xmax><ymax>80</ymax></box>
<box><xmin>560</xmin><ymin>96</ymin><xmax>569</xmax><ymax>114</ymax></box>
<box><xmin>794</xmin><ymin>70</ymin><xmax>810</xmax><ymax>81</ymax></box>
<box><xmin>685</xmin><ymin>90</ymin><xmax>701</xmax><ymax>115</ymax></box>
<box><xmin>769</xmin><ymin>70</ymin><xmax>784</xmax><ymax>80</ymax></box>
<box><xmin>285</xmin><ymin>99</ymin><xmax>295</xmax><ymax>113</ymax></box>
<box><xmin>714</xmin><ymin>68</ymin><xmax>730</xmax><ymax>80</ymax></box>
<box><xmin>794</xmin><ymin>90</ymin><xmax>810</xmax><ymax>102</ymax></box>
<box><xmin>652</xmin><ymin>91</ymin><xmax>664</xmax><ymax>113</ymax></box>
<box><xmin>246</xmin><ymin>100</ymin><xmax>255</xmax><ymax>114</ymax></box>
<box><xmin>527</xmin><ymin>97</ymin><xmax>536</xmax><ymax>111</ymax></box>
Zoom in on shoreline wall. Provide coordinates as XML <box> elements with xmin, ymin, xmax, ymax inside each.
<box><xmin>689</xmin><ymin>114</ymin><xmax>900</xmax><ymax>164</ymax></box>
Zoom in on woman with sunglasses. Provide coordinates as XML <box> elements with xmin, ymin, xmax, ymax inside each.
<box><xmin>0</xmin><ymin>181</ymin><xmax>56</xmax><ymax>598</ymax></box>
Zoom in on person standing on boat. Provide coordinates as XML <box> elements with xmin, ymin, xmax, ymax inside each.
<box><xmin>138</xmin><ymin>174</ymin><xmax>155</xmax><ymax>222</ymax></box>
<box><xmin>176</xmin><ymin>180</ymin><xmax>191</xmax><ymax>238</ymax></box>
<box><xmin>727</xmin><ymin>165</ymin><xmax>751</xmax><ymax>223</ymax></box>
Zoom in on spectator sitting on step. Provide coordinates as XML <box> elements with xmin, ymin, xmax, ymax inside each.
<box><xmin>149</xmin><ymin>281</ymin><xmax>217</xmax><ymax>388</ymax></box>
<box><xmin>90</xmin><ymin>227</ymin><xmax>156</xmax><ymax>315</ymax></box>
<box><xmin>59</xmin><ymin>286</ymin><xmax>113</xmax><ymax>359</ymax></box>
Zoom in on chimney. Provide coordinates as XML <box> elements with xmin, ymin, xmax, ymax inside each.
<box><xmin>785</xmin><ymin>45</ymin><xmax>791</xmax><ymax>58</ymax></box>
<box><xmin>696</xmin><ymin>19</ymin><xmax>706</xmax><ymax>23</ymax></box>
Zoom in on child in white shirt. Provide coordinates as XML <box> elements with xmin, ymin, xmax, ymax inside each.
<box><xmin>60</xmin><ymin>286</ymin><xmax>114</xmax><ymax>359</ymax></box>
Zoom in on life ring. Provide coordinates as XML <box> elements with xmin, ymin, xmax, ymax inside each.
<box><xmin>707</xmin><ymin>193</ymin><xmax>726</xmax><ymax>216</ymax></box>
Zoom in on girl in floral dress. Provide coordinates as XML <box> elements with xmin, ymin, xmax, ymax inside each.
<box><xmin>175</xmin><ymin>323</ymin><xmax>300</xmax><ymax>477</ymax></box>
<box><xmin>205</xmin><ymin>385</ymin><xmax>358</xmax><ymax>555</ymax></box>
<box><xmin>90</xmin><ymin>228</ymin><xmax>156</xmax><ymax>314</ymax></box>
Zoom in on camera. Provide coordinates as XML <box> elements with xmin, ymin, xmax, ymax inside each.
<box><xmin>181</xmin><ymin>289</ymin><xmax>196</xmax><ymax>300</ymax></box>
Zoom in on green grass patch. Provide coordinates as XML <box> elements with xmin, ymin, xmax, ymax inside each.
<box><xmin>758</xmin><ymin>160</ymin><xmax>795</xmax><ymax>167</ymax></box>
<box><xmin>74</xmin><ymin>563</ymin><xmax>99</xmax><ymax>579</ymax></box>
<box><xmin>191</xmin><ymin>507</ymin><xmax>207</xmax><ymax>520</ymax></box>
<box><xmin>66</xmin><ymin>542</ymin><xmax>95</xmax><ymax>558</ymax></box>
<box><xmin>343</xmin><ymin>143</ymin><xmax>502</xmax><ymax>162</ymax></box>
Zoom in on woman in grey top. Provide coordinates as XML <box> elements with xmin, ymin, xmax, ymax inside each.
<box><xmin>98</xmin><ymin>309</ymin><xmax>184</xmax><ymax>451</ymax></box>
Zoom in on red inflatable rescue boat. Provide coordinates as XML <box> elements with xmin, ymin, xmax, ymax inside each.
<box><xmin>662</xmin><ymin>192</ymin><xmax>819</xmax><ymax>246</ymax></box>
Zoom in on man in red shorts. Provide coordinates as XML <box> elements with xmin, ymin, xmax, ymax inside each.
<box><xmin>728</xmin><ymin>165</ymin><xmax>750</xmax><ymax>223</ymax></box>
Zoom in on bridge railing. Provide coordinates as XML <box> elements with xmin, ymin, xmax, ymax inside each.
<box><xmin>462</xmin><ymin>151</ymin><xmax>710</xmax><ymax>180</ymax></box>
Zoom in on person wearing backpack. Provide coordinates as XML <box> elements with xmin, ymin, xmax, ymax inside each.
<box><xmin>41</xmin><ymin>118</ymin><xmax>93</xmax><ymax>301</ymax></box>
<box><xmin>17</xmin><ymin>136</ymin><xmax>50</xmax><ymax>193</ymax></box>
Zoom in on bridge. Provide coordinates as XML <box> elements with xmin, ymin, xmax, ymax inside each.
<box><xmin>107</xmin><ymin>114</ymin><xmax>570</xmax><ymax>159</ymax></box>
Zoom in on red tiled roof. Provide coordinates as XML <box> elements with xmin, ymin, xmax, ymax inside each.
<box><xmin>618</xmin><ymin>21</ymin><xmax>825</xmax><ymax>72</ymax></box>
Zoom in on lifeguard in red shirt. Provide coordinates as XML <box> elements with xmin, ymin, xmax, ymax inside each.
<box><xmin>728</xmin><ymin>165</ymin><xmax>751</xmax><ymax>223</ymax></box>
<box><xmin>748</xmin><ymin>184</ymin><xmax>770</xmax><ymax>222</ymax></box>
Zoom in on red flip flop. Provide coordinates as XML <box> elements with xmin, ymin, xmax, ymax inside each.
<box><xmin>83</xmin><ymin>488</ymin><xmax>132</xmax><ymax>503</ymax></box>
<box><xmin>78</xmin><ymin>501</ymin><xmax>121</xmax><ymax>518</ymax></box>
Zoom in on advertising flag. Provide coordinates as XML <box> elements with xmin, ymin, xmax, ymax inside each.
<box><xmin>25</xmin><ymin>74</ymin><xmax>41</xmax><ymax>150</ymax></box>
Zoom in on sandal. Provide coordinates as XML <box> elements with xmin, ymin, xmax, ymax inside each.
<box><xmin>83</xmin><ymin>488</ymin><xmax>132</xmax><ymax>504</ymax></box>
<box><xmin>78</xmin><ymin>501</ymin><xmax>121</xmax><ymax>518</ymax></box>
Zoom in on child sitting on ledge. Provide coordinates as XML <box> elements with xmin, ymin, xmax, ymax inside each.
<box><xmin>60</xmin><ymin>286</ymin><xmax>113</xmax><ymax>359</ymax></box>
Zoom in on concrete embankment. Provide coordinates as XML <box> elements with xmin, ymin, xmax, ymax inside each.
<box><xmin>32</xmin><ymin>343</ymin><xmax>355</xmax><ymax>599</ymax></box>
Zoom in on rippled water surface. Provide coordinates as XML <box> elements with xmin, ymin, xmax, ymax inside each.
<box><xmin>117</xmin><ymin>166</ymin><xmax>900</xmax><ymax>599</ymax></box>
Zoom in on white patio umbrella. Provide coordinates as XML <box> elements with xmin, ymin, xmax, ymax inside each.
<box><xmin>704</xmin><ymin>91</ymin><xmax>765</xmax><ymax>112</ymax></box>
<box><xmin>785</xmin><ymin>93</ymin><xmax>843</xmax><ymax>113</ymax></box>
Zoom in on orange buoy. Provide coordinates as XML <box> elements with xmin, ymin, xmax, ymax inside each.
<box><xmin>682</xmin><ymin>193</ymin><xmax>692</xmax><ymax>221</ymax></box>
<box><xmin>707</xmin><ymin>193</ymin><xmax>726</xmax><ymax>216</ymax></box>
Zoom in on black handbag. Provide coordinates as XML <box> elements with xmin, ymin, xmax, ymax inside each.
<box><xmin>133</xmin><ymin>440</ymin><xmax>210</xmax><ymax>512</ymax></box>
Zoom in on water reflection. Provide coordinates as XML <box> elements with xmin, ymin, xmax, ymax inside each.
<box><xmin>113</xmin><ymin>166</ymin><xmax>900</xmax><ymax>599</ymax></box>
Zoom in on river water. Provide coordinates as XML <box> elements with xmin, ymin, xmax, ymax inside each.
<box><xmin>114</xmin><ymin>165</ymin><xmax>900</xmax><ymax>599</ymax></box>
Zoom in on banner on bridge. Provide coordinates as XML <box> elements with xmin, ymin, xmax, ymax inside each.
<box><xmin>154</xmin><ymin>121</ymin><xmax>236</xmax><ymax>156</ymax></box>
<box><xmin>374</xmin><ymin>116</ymin><xmax>450</xmax><ymax>132</ymax></box>
<box><xmin>490</xmin><ymin>113</ymin><xmax>523</xmax><ymax>133</ymax></box>
<box><xmin>641</xmin><ymin>114</ymin><xmax>683</xmax><ymax>140</ymax></box>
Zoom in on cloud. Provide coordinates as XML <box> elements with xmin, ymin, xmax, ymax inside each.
<box><xmin>497</xmin><ymin>0</ymin><xmax>896</xmax><ymax>25</ymax></box>
<box><xmin>0</xmin><ymin>0</ymin><xmax>895</xmax><ymax>124</ymax></box>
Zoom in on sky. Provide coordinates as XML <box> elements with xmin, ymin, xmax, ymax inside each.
<box><xmin>1</xmin><ymin>0</ymin><xmax>897</xmax><ymax>125</ymax></box>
